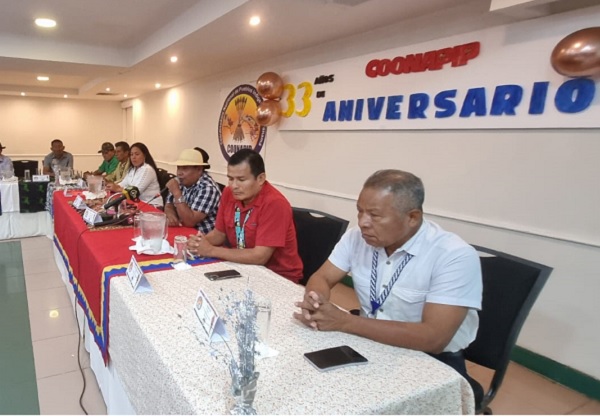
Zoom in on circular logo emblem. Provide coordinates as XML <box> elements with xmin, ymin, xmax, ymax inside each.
<box><xmin>218</xmin><ymin>84</ymin><xmax>267</xmax><ymax>161</ymax></box>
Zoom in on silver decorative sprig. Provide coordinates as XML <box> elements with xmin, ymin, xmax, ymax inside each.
<box><xmin>218</xmin><ymin>289</ymin><xmax>260</xmax><ymax>415</ymax></box>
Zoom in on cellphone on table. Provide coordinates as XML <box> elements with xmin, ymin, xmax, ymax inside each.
<box><xmin>204</xmin><ymin>269</ymin><xmax>242</xmax><ymax>281</ymax></box>
<box><xmin>303</xmin><ymin>345</ymin><xmax>368</xmax><ymax>372</ymax></box>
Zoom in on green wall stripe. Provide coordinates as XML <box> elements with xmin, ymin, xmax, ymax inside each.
<box><xmin>511</xmin><ymin>345</ymin><xmax>600</xmax><ymax>401</ymax></box>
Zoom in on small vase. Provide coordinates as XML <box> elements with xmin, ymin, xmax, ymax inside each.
<box><xmin>230</xmin><ymin>374</ymin><xmax>259</xmax><ymax>415</ymax></box>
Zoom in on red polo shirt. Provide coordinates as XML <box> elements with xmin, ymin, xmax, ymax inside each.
<box><xmin>214</xmin><ymin>181</ymin><xmax>303</xmax><ymax>283</ymax></box>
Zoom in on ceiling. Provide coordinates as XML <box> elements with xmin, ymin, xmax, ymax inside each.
<box><xmin>0</xmin><ymin>0</ymin><xmax>596</xmax><ymax>101</ymax></box>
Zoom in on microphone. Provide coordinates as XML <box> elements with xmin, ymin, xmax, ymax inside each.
<box><xmin>103</xmin><ymin>186</ymin><xmax>140</xmax><ymax>210</ymax></box>
<box><xmin>145</xmin><ymin>186</ymin><xmax>168</xmax><ymax>206</ymax></box>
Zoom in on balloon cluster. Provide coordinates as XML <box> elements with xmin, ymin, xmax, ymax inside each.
<box><xmin>256</xmin><ymin>72</ymin><xmax>284</xmax><ymax>126</ymax></box>
<box><xmin>551</xmin><ymin>27</ymin><xmax>600</xmax><ymax>77</ymax></box>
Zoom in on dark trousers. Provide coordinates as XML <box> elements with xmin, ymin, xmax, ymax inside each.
<box><xmin>428</xmin><ymin>350</ymin><xmax>484</xmax><ymax>409</ymax></box>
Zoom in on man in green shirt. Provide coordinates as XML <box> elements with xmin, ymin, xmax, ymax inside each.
<box><xmin>92</xmin><ymin>142</ymin><xmax>118</xmax><ymax>176</ymax></box>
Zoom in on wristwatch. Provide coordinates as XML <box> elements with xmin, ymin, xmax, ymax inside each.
<box><xmin>174</xmin><ymin>195</ymin><xmax>185</xmax><ymax>204</ymax></box>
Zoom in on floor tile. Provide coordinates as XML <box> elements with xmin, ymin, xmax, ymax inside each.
<box><xmin>23</xmin><ymin>256</ymin><xmax>61</xmax><ymax>275</ymax></box>
<box><xmin>569</xmin><ymin>399</ymin><xmax>600</xmax><ymax>415</ymax></box>
<box><xmin>21</xmin><ymin>245</ymin><xmax>54</xmax><ymax>262</ymax></box>
<box><xmin>37</xmin><ymin>368</ymin><xmax>107</xmax><ymax>415</ymax></box>
<box><xmin>33</xmin><ymin>334</ymin><xmax>90</xmax><ymax>379</ymax></box>
<box><xmin>501</xmin><ymin>363</ymin><xmax>591</xmax><ymax>414</ymax></box>
<box><xmin>27</xmin><ymin>286</ymin><xmax>72</xmax><ymax>313</ymax></box>
<box><xmin>19</xmin><ymin>236</ymin><xmax>53</xmax><ymax>252</ymax></box>
<box><xmin>25</xmin><ymin>269</ymin><xmax>65</xmax><ymax>292</ymax></box>
<box><xmin>29</xmin><ymin>306</ymin><xmax>78</xmax><ymax>342</ymax></box>
<box><xmin>489</xmin><ymin>387</ymin><xmax>548</xmax><ymax>414</ymax></box>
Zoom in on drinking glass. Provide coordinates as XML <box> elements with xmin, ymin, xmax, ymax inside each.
<box><xmin>255</xmin><ymin>298</ymin><xmax>272</xmax><ymax>346</ymax></box>
<box><xmin>24</xmin><ymin>169</ymin><xmax>31</xmax><ymax>181</ymax></box>
<box><xmin>173</xmin><ymin>235</ymin><xmax>188</xmax><ymax>263</ymax></box>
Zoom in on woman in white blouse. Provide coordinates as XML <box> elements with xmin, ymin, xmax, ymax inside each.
<box><xmin>106</xmin><ymin>142</ymin><xmax>162</xmax><ymax>208</ymax></box>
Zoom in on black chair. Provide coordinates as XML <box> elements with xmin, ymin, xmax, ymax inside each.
<box><xmin>215</xmin><ymin>182</ymin><xmax>226</xmax><ymax>192</ymax></box>
<box><xmin>13</xmin><ymin>160</ymin><xmax>39</xmax><ymax>178</ymax></box>
<box><xmin>292</xmin><ymin>207</ymin><xmax>349</xmax><ymax>286</ymax></box>
<box><xmin>465</xmin><ymin>245</ymin><xmax>552</xmax><ymax>414</ymax></box>
<box><xmin>156</xmin><ymin>168</ymin><xmax>176</xmax><ymax>205</ymax></box>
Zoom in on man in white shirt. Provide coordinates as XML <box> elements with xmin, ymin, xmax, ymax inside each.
<box><xmin>294</xmin><ymin>169</ymin><xmax>482</xmax><ymax>402</ymax></box>
<box><xmin>0</xmin><ymin>142</ymin><xmax>13</xmax><ymax>173</ymax></box>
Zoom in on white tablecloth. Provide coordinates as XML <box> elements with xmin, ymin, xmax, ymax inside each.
<box><xmin>109</xmin><ymin>262</ymin><xmax>474</xmax><ymax>415</ymax></box>
<box><xmin>0</xmin><ymin>179</ymin><xmax>19</xmax><ymax>213</ymax></box>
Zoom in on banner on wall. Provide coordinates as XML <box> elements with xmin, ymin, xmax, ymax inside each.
<box><xmin>277</xmin><ymin>8</ymin><xmax>600</xmax><ymax>131</ymax></box>
<box><xmin>218</xmin><ymin>84</ymin><xmax>267</xmax><ymax>161</ymax></box>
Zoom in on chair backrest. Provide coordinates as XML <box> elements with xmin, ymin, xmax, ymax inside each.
<box><xmin>215</xmin><ymin>182</ymin><xmax>226</xmax><ymax>192</ymax></box>
<box><xmin>13</xmin><ymin>160</ymin><xmax>39</xmax><ymax>178</ymax></box>
<box><xmin>156</xmin><ymin>168</ymin><xmax>176</xmax><ymax>205</ymax></box>
<box><xmin>292</xmin><ymin>207</ymin><xmax>349</xmax><ymax>285</ymax></box>
<box><xmin>465</xmin><ymin>244</ymin><xmax>551</xmax><ymax>411</ymax></box>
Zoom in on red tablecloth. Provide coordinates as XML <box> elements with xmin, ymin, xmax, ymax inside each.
<box><xmin>52</xmin><ymin>192</ymin><xmax>218</xmax><ymax>362</ymax></box>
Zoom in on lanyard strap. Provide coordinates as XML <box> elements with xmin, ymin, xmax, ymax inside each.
<box><xmin>369</xmin><ymin>250</ymin><xmax>414</xmax><ymax>316</ymax></box>
<box><xmin>234</xmin><ymin>207</ymin><xmax>253</xmax><ymax>249</ymax></box>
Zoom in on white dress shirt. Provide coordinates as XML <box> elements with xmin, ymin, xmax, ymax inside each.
<box><xmin>329</xmin><ymin>219</ymin><xmax>482</xmax><ymax>352</ymax></box>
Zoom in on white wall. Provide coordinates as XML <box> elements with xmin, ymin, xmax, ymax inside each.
<box><xmin>129</xmin><ymin>3</ymin><xmax>600</xmax><ymax>380</ymax></box>
<box><xmin>0</xmin><ymin>95</ymin><xmax>122</xmax><ymax>173</ymax></box>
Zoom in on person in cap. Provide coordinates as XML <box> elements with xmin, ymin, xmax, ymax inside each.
<box><xmin>0</xmin><ymin>142</ymin><xmax>13</xmax><ymax>173</ymax></box>
<box><xmin>93</xmin><ymin>142</ymin><xmax>118</xmax><ymax>175</ymax></box>
<box><xmin>104</xmin><ymin>141</ymin><xmax>131</xmax><ymax>183</ymax></box>
<box><xmin>84</xmin><ymin>142</ymin><xmax>119</xmax><ymax>179</ymax></box>
<box><xmin>42</xmin><ymin>139</ymin><xmax>74</xmax><ymax>175</ymax></box>
<box><xmin>186</xmin><ymin>149</ymin><xmax>303</xmax><ymax>284</ymax></box>
<box><xmin>164</xmin><ymin>148</ymin><xmax>222</xmax><ymax>233</ymax></box>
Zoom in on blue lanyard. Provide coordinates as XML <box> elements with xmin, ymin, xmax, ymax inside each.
<box><xmin>369</xmin><ymin>250</ymin><xmax>414</xmax><ymax>316</ymax></box>
<box><xmin>234</xmin><ymin>207</ymin><xmax>253</xmax><ymax>249</ymax></box>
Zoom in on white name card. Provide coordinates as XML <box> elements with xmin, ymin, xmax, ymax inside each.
<box><xmin>194</xmin><ymin>289</ymin><xmax>229</xmax><ymax>343</ymax></box>
<box><xmin>32</xmin><ymin>175</ymin><xmax>50</xmax><ymax>182</ymax></box>
<box><xmin>126</xmin><ymin>256</ymin><xmax>152</xmax><ymax>293</ymax></box>
<box><xmin>72</xmin><ymin>195</ymin><xmax>87</xmax><ymax>210</ymax></box>
<box><xmin>82</xmin><ymin>207</ymin><xmax>102</xmax><ymax>225</ymax></box>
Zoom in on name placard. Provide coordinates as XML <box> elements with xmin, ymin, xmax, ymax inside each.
<box><xmin>126</xmin><ymin>256</ymin><xmax>152</xmax><ymax>293</ymax></box>
<box><xmin>82</xmin><ymin>207</ymin><xmax>102</xmax><ymax>225</ymax></box>
<box><xmin>32</xmin><ymin>175</ymin><xmax>50</xmax><ymax>182</ymax></box>
<box><xmin>72</xmin><ymin>195</ymin><xmax>87</xmax><ymax>210</ymax></box>
<box><xmin>194</xmin><ymin>290</ymin><xmax>229</xmax><ymax>343</ymax></box>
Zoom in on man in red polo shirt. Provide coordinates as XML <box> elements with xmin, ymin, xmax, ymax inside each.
<box><xmin>186</xmin><ymin>149</ymin><xmax>303</xmax><ymax>283</ymax></box>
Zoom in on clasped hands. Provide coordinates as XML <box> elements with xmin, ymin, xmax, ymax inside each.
<box><xmin>293</xmin><ymin>290</ymin><xmax>348</xmax><ymax>331</ymax></box>
<box><xmin>185</xmin><ymin>233</ymin><xmax>214</xmax><ymax>258</ymax></box>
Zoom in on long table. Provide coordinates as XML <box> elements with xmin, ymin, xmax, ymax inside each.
<box><xmin>109</xmin><ymin>262</ymin><xmax>475</xmax><ymax>415</ymax></box>
<box><xmin>52</xmin><ymin>192</ymin><xmax>217</xmax><ymax>361</ymax></box>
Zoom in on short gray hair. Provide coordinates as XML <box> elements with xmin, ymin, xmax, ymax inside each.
<box><xmin>363</xmin><ymin>169</ymin><xmax>424</xmax><ymax>212</ymax></box>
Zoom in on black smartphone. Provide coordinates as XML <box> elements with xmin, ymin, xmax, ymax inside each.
<box><xmin>204</xmin><ymin>269</ymin><xmax>242</xmax><ymax>281</ymax></box>
<box><xmin>304</xmin><ymin>345</ymin><xmax>368</xmax><ymax>372</ymax></box>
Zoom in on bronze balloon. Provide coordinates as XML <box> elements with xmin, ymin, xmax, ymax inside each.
<box><xmin>256</xmin><ymin>100</ymin><xmax>281</xmax><ymax>126</ymax></box>
<box><xmin>551</xmin><ymin>27</ymin><xmax>600</xmax><ymax>77</ymax></box>
<box><xmin>256</xmin><ymin>72</ymin><xmax>284</xmax><ymax>100</ymax></box>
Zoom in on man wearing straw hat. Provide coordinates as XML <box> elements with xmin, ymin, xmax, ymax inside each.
<box><xmin>164</xmin><ymin>148</ymin><xmax>221</xmax><ymax>233</ymax></box>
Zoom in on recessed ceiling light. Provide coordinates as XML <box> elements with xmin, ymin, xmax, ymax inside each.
<box><xmin>155</xmin><ymin>83</ymin><xmax>161</xmax><ymax>89</ymax></box>
<box><xmin>35</xmin><ymin>18</ymin><xmax>56</xmax><ymax>28</ymax></box>
<box><xmin>37</xmin><ymin>76</ymin><xmax>49</xmax><ymax>81</ymax></box>
<box><xmin>170</xmin><ymin>56</ymin><xmax>178</xmax><ymax>63</ymax></box>
<box><xmin>21</xmin><ymin>92</ymin><xmax>26</xmax><ymax>96</ymax></box>
<box><xmin>249</xmin><ymin>16</ymin><xmax>261</xmax><ymax>26</ymax></box>
<box><xmin>105</xmin><ymin>87</ymin><xmax>111</xmax><ymax>92</ymax></box>
<box><xmin>64</xmin><ymin>94</ymin><xmax>68</xmax><ymax>98</ymax></box>
<box><xmin>124</xmin><ymin>94</ymin><xmax>128</xmax><ymax>98</ymax></box>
